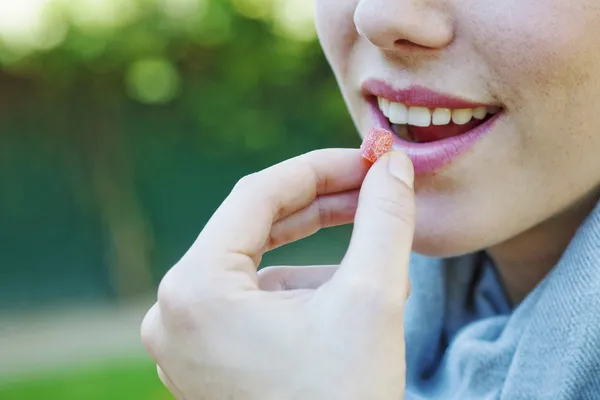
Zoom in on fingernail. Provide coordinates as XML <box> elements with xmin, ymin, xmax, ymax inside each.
<box><xmin>387</xmin><ymin>152</ymin><xmax>414</xmax><ymax>188</ymax></box>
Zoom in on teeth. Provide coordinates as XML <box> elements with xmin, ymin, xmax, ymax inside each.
<box><xmin>380</xmin><ymin>98</ymin><xmax>390</xmax><ymax>117</ymax></box>
<box><xmin>432</xmin><ymin>108</ymin><xmax>451</xmax><ymax>125</ymax></box>
<box><xmin>472</xmin><ymin>106</ymin><xmax>487</xmax><ymax>120</ymax></box>
<box><xmin>408</xmin><ymin>107</ymin><xmax>431</xmax><ymax>127</ymax></box>
<box><xmin>377</xmin><ymin>97</ymin><xmax>391</xmax><ymax>116</ymax></box>
<box><xmin>388</xmin><ymin>102</ymin><xmax>408</xmax><ymax>124</ymax></box>
<box><xmin>451</xmin><ymin>109</ymin><xmax>473</xmax><ymax>125</ymax></box>
<box><xmin>376</xmin><ymin>97</ymin><xmax>500</xmax><ymax>128</ymax></box>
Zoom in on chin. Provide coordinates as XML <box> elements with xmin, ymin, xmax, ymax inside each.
<box><xmin>411</xmin><ymin>233</ymin><xmax>478</xmax><ymax>258</ymax></box>
<box><xmin>410</xmin><ymin>214</ymin><xmax>496</xmax><ymax>259</ymax></box>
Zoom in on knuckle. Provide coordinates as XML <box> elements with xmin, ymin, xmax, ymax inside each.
<box><xmin>373</xmin><ymin>193</ymin><xmax>415</xmax><ymax>226</ymax></box>
<box><xmin>140</xmin><ymin>305</ymin><xmax>161</xmax><ymax>358</ymax></box>
<box><xmin>232</xmin><ymin>172</ymin><xmax>274</xmax><ymax>208</ymax></box>
<box><xmin>234</xmin><ymin>173</ymin><xmax>261</xmax><ymax>193</ymax></box>
<box><xmin>315</xmin><ymin>197</ymin><xmax>334</xmax><ymax>227</ymax></box>
<box><xmin>156</xmin><ymin>271</ymin><xmax>198</xmax><ymax>327</ymax></box>
<box><xmin>265</xmin><ymin>229</ymin><xmax>286</xmax><ymax>251</ymax></box>
<box><xmin>305</xmin><ymin>151</ymin><xmax>328</xmax><ymax>193</ymax></box>
<box><xmin>156</xmin><ymin>267</ymin><xmax>240</xmax><ymax>329</ymax></box>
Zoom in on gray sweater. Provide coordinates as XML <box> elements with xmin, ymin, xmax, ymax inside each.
<box><xmin>404</xmin><ymin>201</ymin><xmax>600</xmax><ymax>399</ymax></box>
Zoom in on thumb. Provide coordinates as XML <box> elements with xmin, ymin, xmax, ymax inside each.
<box><xmin>336</xmin><ymin>151</ymin><xmax>415</xmax><ymax>293</ymax></box>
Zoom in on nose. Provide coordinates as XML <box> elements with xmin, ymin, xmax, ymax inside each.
<box><xmin>354</xmin><ymin>0</ymin><xmax>454</xmax><ymax>51</ymax></box>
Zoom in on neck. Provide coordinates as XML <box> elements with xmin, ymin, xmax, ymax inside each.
<box><xmin>488</xmin><ymin>191</ymin><xmax>600</xmax><ymax>305</ymax></box>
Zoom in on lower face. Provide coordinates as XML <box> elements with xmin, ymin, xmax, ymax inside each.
<box><xmin>316</xmin><ymin>0</ymin><xmax>600</xmax><ymax>257</ymax></box>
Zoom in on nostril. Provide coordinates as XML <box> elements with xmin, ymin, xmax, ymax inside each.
<box><xmin>394</xmin><ymin>39</ymin><xmax>412</xmax><ymax>46</ymax></box>
<box><xmin>394</xmin><ymin>39</ymin><xmax>433</xmax><ymax>50</ymax></box>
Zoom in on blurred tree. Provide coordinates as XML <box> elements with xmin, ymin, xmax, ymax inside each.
<box><xmin>0</xmin><ymin>0</ymin><xmax>359</xmax><ymax>309</ymax></box>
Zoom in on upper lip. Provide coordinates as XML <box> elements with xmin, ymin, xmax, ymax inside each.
<box><xmin>361</xmin><ymin>79</ymin><xmax>496</xmax><ymax>109</ymax></box>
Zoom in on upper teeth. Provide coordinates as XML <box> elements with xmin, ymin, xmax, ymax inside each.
<box><xmin>377</xmin><ymin>97</ymin><xmax>499</xmax><ymax>127</ymax></box>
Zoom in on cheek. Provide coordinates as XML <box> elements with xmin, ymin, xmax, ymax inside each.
<box><xmin>315</xmin><ymin>0</ymin><xmax>359</xmax><ymax>76</ymax></box>
<box><xmin>466</xmin><ymin>1</ymin><xmax>600</xmax><ymax>102</ymax></box>
<box><xmin>466</xmin><ymin>0</ymin><xmax>600</xmax><ymax>174</ymax></box>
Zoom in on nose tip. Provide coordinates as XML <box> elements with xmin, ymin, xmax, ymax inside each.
<box><xmin>354</xmin><ymin>0</ymin><xmax>454</xmax><ymax>51</ymax></box>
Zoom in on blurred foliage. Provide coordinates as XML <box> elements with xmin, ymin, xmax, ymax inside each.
<box><xmin>0</xmin><ymin>358</ymin><xmax>171</xmax><ymax>399</ymax></box>
<box><xmin>0</xmin><ymin>0</ymin><xmax>360</xmax><ymax>309</ymax></box>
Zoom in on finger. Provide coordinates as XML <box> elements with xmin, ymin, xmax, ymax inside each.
<box><xmin>158</xmin><ymin>366</ymin><xmax>187</xmax><ymax>400</ymax></box>
<box><xmin>258</xmin><ymin>265</ymin><xmax>338</xmax><ymax>291</ymax></box>
<box><xmin>142</xmin><ymin>306</ymin><xmax>186</xmax><ymax>399</ymax></box>
<box><xmin>185</xmin><ymin>149</ymin><xmax>369</xmax><ymax>269</ymax></box>
<box><xmin>336</xmin><ymin>151</ymin><xmax>415</xmax><ymax>294</ymax></box>
<box><xmin>264</xmin><ymin>190</ymin><xmax>359</xmax><ymax>252</ymax></box>
<box><xmin>141</xmin><ymin>303</ymin><xmax>163</xmax><ymax>363</ymax></box>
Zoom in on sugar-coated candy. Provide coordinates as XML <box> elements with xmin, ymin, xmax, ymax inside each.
<box><xmin>360</xmin><ymin>128</ymin><xmax>394</xmax><ymax>163</ymax></box>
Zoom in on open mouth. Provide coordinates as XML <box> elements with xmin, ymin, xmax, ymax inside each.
<box><xmin>361</xmin><ymin>81</ymin><xmax>504</xmax><ymax>174</ymax></box>
<box><xmin>375</xmin><ymin>96</ymin><xmax>502</xmax><ymax>144</ymax></box>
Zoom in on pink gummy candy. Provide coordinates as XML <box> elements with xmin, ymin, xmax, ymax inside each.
<box><xmin>360</xmin><ymin>128</ymin><xmax>394</xmax><ymax>163</ymax></box>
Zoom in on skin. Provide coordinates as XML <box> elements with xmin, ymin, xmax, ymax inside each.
<box><xmin>316</xmin><ymin>0</ymin><xmax>600</xmax><ymax>303</ymax></box>
<box><xmin>143</xmin><ymin>150</ymin><xmax>416</xmax><ymax>399</ymax></box>
<box><xmin>142</xmin><ymin>0</ymin><xmax>600</xmax><ymax>397</ymax></box>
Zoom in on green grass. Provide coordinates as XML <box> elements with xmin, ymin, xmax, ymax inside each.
<box><xmin>0</xmin><ymin>359</ymin><xmax>173</xmax><ymax>400</ymax></box>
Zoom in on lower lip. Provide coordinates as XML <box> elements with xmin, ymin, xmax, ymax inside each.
<box><xmin>367</xmin><ymin>99</ymin><xmax>501</xmax><ymax>175</ymax></box>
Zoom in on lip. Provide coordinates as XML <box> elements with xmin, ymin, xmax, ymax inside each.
<box><xmin>362</xmin><ymin>80</ymin><xmax>494</xmax><ymax>109</ymax></box>
<box><xmin>366</xmin><ymin>96</ymin><xmax>502</xmax><ymax>175</ymax></box>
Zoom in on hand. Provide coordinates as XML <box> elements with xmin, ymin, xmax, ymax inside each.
<box><xmin>141</xmin><ymin>148</ymin><xmax>415</xmax><ymax>400</ymax></box>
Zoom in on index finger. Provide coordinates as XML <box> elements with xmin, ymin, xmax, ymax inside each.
<box><xmin>184</xmin><ymin>149</ymin><xmax>370</xmax><ymax>269</ymax></box>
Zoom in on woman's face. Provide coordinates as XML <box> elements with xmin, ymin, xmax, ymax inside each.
<box><xmin>315</xmin><ymin>0</ymin><xmax>600</xmax><ymax>256</ymax></box>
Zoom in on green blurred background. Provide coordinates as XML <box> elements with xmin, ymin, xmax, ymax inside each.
<box><xmin>0</xmin><ymin>0</ymin><xmax>360</xmax><ymax>398</ymax></box>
